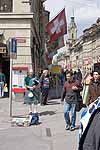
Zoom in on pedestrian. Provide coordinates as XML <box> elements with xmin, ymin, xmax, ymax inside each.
<box><xmin>78</xmin><ymin>70</ymin><xmax>100</xmax><ymax>150</ymax></box>
<box><xmin>61</xmin><ymin>71</ymin><xmax>83</xmax><ymax>131</ymax></box>
<box><xmin>0</xmin><ymin>70</ymin><xmax>6</xmax><ymax>97</ymax></box>
<box><xmin>40</xmin><ymin>70</ymin><xmax>50</xmax><ymax>105</ymax></box>
<box><xmin>88</xmin><ymin>70</ymin><xmax>100</xmax><ymax>105</ymax></box>
<box><xmin>76</xmin><ymin>69</ymin><xmax>82</xmax><ymax>82</ymax></box>
<box><xmin>59</xmin><ymin>69</ymin><xmax>65</xmax><ymax>85</ymax></box>
<box><xmin>24</xmin><ymin>69</ymin><xmax>40</xmax><ymax>114</ymax></box>
<box><xmin>73</xmin><ymin>71</ymin><xmax>78</xmax><ymax>80</ymax></box>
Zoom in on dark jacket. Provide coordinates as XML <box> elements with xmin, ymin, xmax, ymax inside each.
<box><xmin>79</xmin><ymin>108</ymin><xmax>100</xmax><ymax>150</ymax></box>
<box><xmin>88</xmin><ymin>79</ymin><xmax>100</xmax><ymax>104</ymax></box>
<box><xmin>61</xmin><ymin>79</ymin><xmax>82</xmax><ymax>104</ymax></box>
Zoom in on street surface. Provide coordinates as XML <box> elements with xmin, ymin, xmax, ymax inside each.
<box><xmin>0</xmin><ymin>97</ymin><xmax>81</xmax><ymax>150</ymax></box>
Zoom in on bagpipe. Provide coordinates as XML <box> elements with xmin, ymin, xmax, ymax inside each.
<box><xmin>31</xmin><ymin>78</ymin><xmax>40</xmax><ymax>86</ymax></box>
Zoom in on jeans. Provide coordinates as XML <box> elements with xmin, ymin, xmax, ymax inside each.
<box><xmin>64</xmin><ymin>102</ymin><xmax>76</xmax><ymax>127</ymax></box>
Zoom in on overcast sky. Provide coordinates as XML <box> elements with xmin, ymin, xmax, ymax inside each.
<box><xmin>44</xmin><ymin>0</ymin><xmax>100</xmax><ymax>38</ymax></box>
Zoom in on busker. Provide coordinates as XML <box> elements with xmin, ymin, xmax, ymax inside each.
<box><xmin>61</xmin><ymin>71</ymin><xmax>83</xmax><ymax>131</ymax></box>
<box><xmin>24</xmin><ymin>69</ymin><xmax>40</xmax><ymax>114</ymax></box>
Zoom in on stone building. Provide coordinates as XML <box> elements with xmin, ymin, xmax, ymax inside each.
<box><xmin>54</xmin><ymin>17</ymin><xmax>100</xmax><ymax>75</ymax></box>
<box><xmin>67</xmin><ymin>16</ymin><xmax>77</xmax><ymax>70</ymax></box>
<box><xmin>68</xmin><ymin>16</ymin><xmax>77</xmax><ymax>44</ymax></box>
<box><xmin>69</xmin><ymin>18</ymin><xmax>100</xmax><ymax>74</ymax></box>
<box><xmin>0</xmin><ymin>0</ymin><xmax>47</xmax><ymax>94</ymax></box>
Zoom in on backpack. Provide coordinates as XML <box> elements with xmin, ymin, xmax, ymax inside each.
<box><xmin>29</xmin><ymin>112</ymin><xmax>39</xmax><ymax>126</ymax></box>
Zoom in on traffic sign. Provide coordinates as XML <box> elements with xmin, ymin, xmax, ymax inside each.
<box><xmin>8</xmin><ymin>38</ymin><xmax>17</xmax><ymax>59</ymax></box>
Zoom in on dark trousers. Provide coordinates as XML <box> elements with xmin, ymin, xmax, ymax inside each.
<box><xmin>41</xmin><ymin>88</ymin><xmax>49</xmax><ymax>105</ymax></box>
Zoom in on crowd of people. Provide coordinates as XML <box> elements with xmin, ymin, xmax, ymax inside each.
<box><xmin>23</xmin><ymin>67</ymin><xmax>100</xmax><ymax>149</ymax></box>
<box><xmin>60</xmin><ymin>68</ymin><xmax>100</xmax><ymax>149</ymax></box>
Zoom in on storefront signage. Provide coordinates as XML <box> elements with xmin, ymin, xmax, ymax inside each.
<box><xmin>0</xmin><ymin>47</ymin><xmax>6</xmax><ymax>53</ymax></box>
<box><xmin>50</xmin><ymin>65</ymin><xmax>61</xmax><ymax>74</ymax></box>
<box><xmin>10</xmin><ymin>38</ymin><xmax>17</xmax><ymax>59</ymax></box>
<box><xmin>16</xmin><ymin>38</ymin><xmax>26</xmax><ymax>43</ymax></box>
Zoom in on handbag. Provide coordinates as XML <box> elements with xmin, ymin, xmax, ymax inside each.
<box><xmin>82</xmin><ymin>84</ymin><xmax>89</xmax><ymax>106</ymax></box>
<box><xmin>28</xmin><ymin>91</ymin><xmax>33</xmax><ymax>98</ymax></box>
<box><xmin>3</xmin><ymin>83</ymin><xmax>8</xmax><ymax>92</ymax></box>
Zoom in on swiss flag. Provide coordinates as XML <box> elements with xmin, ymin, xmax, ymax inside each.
<box><xmin>44</xmin><ymin>43</ymin><xmax>53</xmax><ymax>65</ymax></box>
<box><xmin>46</xmin><ymin>8</ymin><xmax>67</xmax><ymax>43</ymax></box>
<box><xmin>45</xmin><ymin>51</ymin><xmax>53</xmax><ymax>64</ymax></box>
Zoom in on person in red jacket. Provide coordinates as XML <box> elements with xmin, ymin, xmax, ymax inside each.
<box><xmin>61</xmin><ymin>71</ymin><xmax>82</xmax><ymax>131</ymax></box>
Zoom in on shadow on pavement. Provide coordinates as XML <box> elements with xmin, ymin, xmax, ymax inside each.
<box><xmin>47</xmin><ymin>100</ymin><xmax>60</xmax><ymax>105</ymax></box>
<box><xmin>39</xmin><ymin>110</ymin><xmax>56</xmax><ymax>116</ymax></box>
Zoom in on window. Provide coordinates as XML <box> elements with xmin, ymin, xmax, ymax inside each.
<box><xmin>0</xmin><ymin>0</ymin><xmax>12</xmax><ymax>12</ymax></box>
<box><xmin>76</xmin><ymin>56</ymin><xmax>79</xmax><ymax>60</ymax></box>
<box><xmin>72</xmin><ymin>33</ymin><xmax>74</xmax><ymax>39</ymax></box>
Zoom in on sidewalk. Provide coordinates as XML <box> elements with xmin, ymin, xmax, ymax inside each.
<box><xmin>0</xmin><ymin>97</ymin><xmax>81</xmax><ymax>150</ymax></box>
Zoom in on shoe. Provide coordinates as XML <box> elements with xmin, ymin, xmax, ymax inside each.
<box><xmin>65</xmin><ymin>125</ymin><xmax>70</xmax><ymax>130</ymax></box>
<box><xmin>70</xmin><ymin>126</ymin><xmax>75</xmax><ymax>131</ymax></box>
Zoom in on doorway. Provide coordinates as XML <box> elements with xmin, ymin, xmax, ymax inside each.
<box><xmin>2</xmin><ymin>58</ymin><xmax>10</xmax><ymax>97</ymax></box>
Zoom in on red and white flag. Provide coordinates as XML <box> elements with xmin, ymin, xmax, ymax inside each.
<box><xmin>46</xmin><ymin>8</ymin><xmax>67</xmax><ymax>43</ymax></box>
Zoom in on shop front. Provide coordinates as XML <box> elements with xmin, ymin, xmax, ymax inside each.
<box><xmin>0</xmin><ymin>42</ymin><xmax>10</xmax><ymax>97</ymax></box>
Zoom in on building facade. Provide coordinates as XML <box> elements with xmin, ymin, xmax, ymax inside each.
<box><xmin>53</xmin><ymin>17</ymin><xmax>100</xmax><ymax>75</ymax></box>
<box><xmin>0</xmin><ymin>0</ymin><xmax>47</xmax><ymax>94</ymax></box>
<box><xmin>69</xmin><ymin>18</ymin><xmax>100</xmax><ymax>74</ymax></box>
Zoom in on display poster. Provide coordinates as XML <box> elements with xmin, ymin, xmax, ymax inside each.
<box><xmin>12</xmin><ymin>70</ymin><xmax>27</xmax><ymax>88</ymax></box>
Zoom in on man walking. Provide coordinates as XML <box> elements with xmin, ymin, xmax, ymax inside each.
<box><xmin>61</xmin><ymin>71</ymin><xmax>82</xmax><ymax>131</ymax></box>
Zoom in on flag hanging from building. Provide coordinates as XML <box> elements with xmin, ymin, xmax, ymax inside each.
<box><xmin>46</xmin><ymin>8</ymin><xmax>67</xmax><ymax>43</ymax></box>
<box><xmin>47</xmin><ymin>36</ymin><xmax>65</xmax><ymax>53</ymax></box>
<box><xmin>45</xmin><ymin>36</ymin><xmax>65</xmax><ymax>65</ymax></box>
